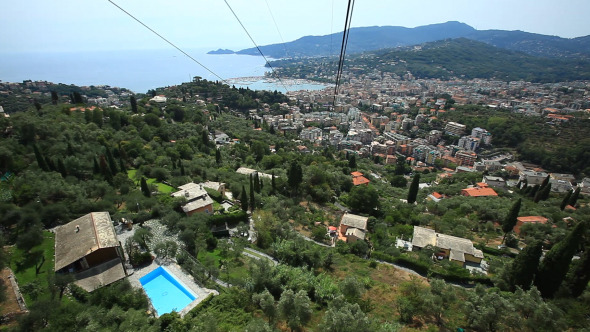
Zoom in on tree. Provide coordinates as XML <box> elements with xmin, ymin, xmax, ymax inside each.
<box><xmin>154</xmin><ymin>240</ymin><xmax>177</xmax><ymax>261</ymax></box>
<box><xmin>568</xmin><ymin>187</ymin><xmax>581</xmax><ymax>207</ymax></box>
<box><xmin>347</xmin><ymin>185</ymin><xmax>379</xmax><ymax>215</ymax></box>
<box><xmin>271</xmin><ymin>171</ymin><xmax>276</xmax><ymax>195</ymax></box>
<box><xmin>407</xmin><ymin>173</ymin><xmax>420</xmax><ymax>204</ymax></box>
<box><xmin>562</xmin><ymin>245</ymin><xmax>590</xmax><ymax>297</ymax></box>
<box><xmin>56</xmin><ymin>158</ymin><xmax>67</xmax><ymax>178</ymax></box>
<box><xmin>278</xmin><ymin>289</ymin><xmax>312</xmax><ymax>332</ymax></box>
<box><xmin>140</xmin><ymin>177</ymin><xmax>151</xmax><ymax>197</ymax></box>
<box><xmin>287</xmin><ymin>161</ymin><xmax>303</xmax><ymax>196</ymax></box>
<box><xmin>506</xmin><ymin>241</ymin><xmax>543</xmax><ymax>291</ymax></box>
<box><xmin>33</xmin><ymin>144</ymin><xmax>48</xmax><ymax>171</ymax></box>
<box><xmin>502</xmin><ymin>198</ymin><xmax>521</xmax><ymax>243</ymax></box>
<box><xmin>253</xmin><ymin>172</ymin><xmax>261</xmax><ymax>193</ymax></box>
<box><xmin>252</xmin><ymin>289</ymin><xmax>277</xmax><ymax>323</ymax></box>
<box><xmin>133</xmin><ymin>227</ymin><xmax>153</xmax><ymax>251</ymax></box>
<box><xmin>249</xmin><ymin>176</ymin><xmax>256</xmax><ymax>211</ymax></box>
<box><xmin>560</xmin><ymin>190</ymin><xmax>572</xmax><ymax>210</ymax></box>
<box><xmin>319</xmin><ymin>296</ymin><xmax>370</xmax><ymax>332</ymax></box>
<box><xmin>465</xmin><ymin>285</ymin><xmax>520</xmax><ymax>332</ymax></box>
<box><xmin>534</xmin><ymin>221</ymin><xmax>587</xmax><ymax>298</ymax></box>
<box><xmin>130</xmin><ymin>95</ymin><xmax>138</xmax><ymax>113</ymax></box>
<box><xmin>51</xmin><ymin>91</ymin><xmax>59</xmax><ymax>105</ymax></box>
<box><xmin>241</xmin><ymin>185</ymin><xmax>248</xmax><ymax>212</ymax></box>
<box><xmin>348</xmin><ymin>154</ymin><xmax>357</xmax><ymax>169</ymax></box>
<box><xmin>390</xmin><ymin>175</ymin><xmax>407</xmax><ymax>188</ymax></box>
<box><xmin>215</xmin><ymin>148</ymin><xmax>221</xmax><ymax>165</ymax></box>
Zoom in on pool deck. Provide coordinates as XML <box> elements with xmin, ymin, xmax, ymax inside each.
<box><xmin>128</xmin><ymin>259</ymin><xmax>218</xmax><ymax>317</ymax></box>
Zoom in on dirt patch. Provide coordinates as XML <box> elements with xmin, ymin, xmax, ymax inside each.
<box><xmin>0</xmin><ymin>268</ymin><xmax>28</xmax><ymax>327</ymax></box>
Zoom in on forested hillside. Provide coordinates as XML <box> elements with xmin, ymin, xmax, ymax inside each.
<box><xmin>0</xmin><ymin>80</ymin><xmax>589</xmax><ymax>331</ymax></box>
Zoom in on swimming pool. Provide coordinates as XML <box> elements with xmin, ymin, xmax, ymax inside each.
<box><xmin>139</xmin><ymin>266</ymin><xmax>197</xmax><ymax>316</ymax></box>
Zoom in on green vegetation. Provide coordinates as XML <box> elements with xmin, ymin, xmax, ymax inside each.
<box><xmin>1</xmin><ymin>79</ymin><xmax>588</xmax><ymax>331</ymax></box>
<box><xmin>271</xmin><ymin>38</ymin><xmax>590</xmax><ymax>83</ymax></box>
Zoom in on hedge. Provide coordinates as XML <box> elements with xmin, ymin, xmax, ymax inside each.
<box><xmin>209</xmin><ymin>210</ymin><xmax>248</xmax><ymax>226</ymax></box>
<box><xmin>372</xmin><ymin>251</ymin><xmax>493</xmax><ymax>285</ymax></box>
<box><xmin>475</xmin><ymin>244</ymin><xmax>517</xmax><ymax>258</ymax></box>
<box><xmin>205</xmin><ymin>188</ymin><xmax>223</xmax><ymax>203</ymax></box>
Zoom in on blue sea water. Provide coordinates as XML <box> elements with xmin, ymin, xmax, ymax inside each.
<box><xmin>0</xmin><ymin>48</ymin><xmax>327</xmax><ymax>93</ymax></box>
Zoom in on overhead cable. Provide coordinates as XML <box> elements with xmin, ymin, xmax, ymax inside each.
<box><xmin>107</xmin><ymin>0</ymin><xmax>228</xmax><ymax>84</ymax></box>
<box><xmin>333</xmin><ymin>0</ymin><xmax>355</xmax><ymax>107</ymax></box>
<box><xmin>223</xmin><ymin>0</ymin><xmax>289</xmax><ymax>93</ymax></box>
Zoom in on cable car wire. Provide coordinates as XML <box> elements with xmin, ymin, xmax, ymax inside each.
<box><xmin>106</xmin><ymin>0</ymin><xmax>228</xmax><ymax>84</ymax></box>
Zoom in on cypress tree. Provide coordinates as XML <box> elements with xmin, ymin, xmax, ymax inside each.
<box><xmin>119</xmin><ymin>157</ymin><xmax>127</xmax><ymax>173</ymax></box>
<box><xmin>502</xmin><ymin>198</ymin><xmax>521</xmax><ymax>243</ymax></box>
<box><xmin>348</xmin><ymin>154</ymin><xmax>357</xmax><ymax>169</ymax></box>
<box><xmin>45</xmin><ymin>156</ymin><xmax>56</xmax><ymax>171</ymax></box>
<box><xmin>534</xmin><ymin>221</ymin><xmax>587</xmax><ymax>298</ymax></box>
<box><xmin>407</xmin><ymin>173</ymin><xmax>420</xmax><ymax>204</ymax></box>
<box><xmin>130</xmin><ymin>95</ymin><xmax>138</xmax><ymax>113</ymax></box>
<box><xmin>93</xmin><ymin>156</ymin><xmax>100</xmax><ymax>175</ymax></box>
<box><xmin>240</xmin><ymin>185</ymin><xmax>248</xmax><ymax>212</ymax></box>
<box><xmin>51</xmin><ymin>91</ymin><xmax>59</xmax><ymax>105</ymax></box>
<box><xmin>105</xmin><ymin>147</ymin><xmax>118</xmax><ymax>175</ymax></box>
<box><xmin>540</xmin><ymin>175</ymin><xmax>550</xmax><ymax>190</ymax></box>
<box><xmin>140</xmin><ymin>177</ymin><xmax>151</xmax><ymax>197</ymax></box>
<box><xmin>215</xmin><ymin>148</ymin><xmax>221</xmax><ymax>165</ymax></box>
<box><xmin>33</xmin><ymin>144</ymin><xmax>48</xmax><ymax>171</ymax></box>
<box><xmin>99</xmin><ymin>155</ymin><xmax>113</xmax><ymax>184</ymax></box>
<box><xmin>287</xmin><ymin>161</ymin><xmax>303</xmax><ymax>196</ymax></box>
<box><xmin>569</xmin><ymin>187</ymin><xmax>581</xmax><ymax>207</ymax></box>
<box><xmin>563</xmin><ymin>246</ymin><xmax>590</xmax><ymax>297</ymax></box>
<box><xmin>508</xmin><ymin>241</ymin><xmax>543</xmax><ymax>291</ymax></box>
<box><xmin>560</xmin><ymin>190</ymin><xmax>572</xmax><ymax>210</ymax></box>
<box><xmin>180</xmin><ymin>161</ymin><xmax>185</xmax><ymax>176</ymax></box>
<box><xmin>528</xmin><ymin>184</ymin><xmax>539</xmax><ymax>197</ymax></box>
<box><xmin>249</xmin><ymin>183</ymin><xmax>255</xmax><ymax>211</ymax></box>
<box><xmin>254</xmin><ymin>172</ymin><xmax>261</xmax><ymax>193</ymax></box>
<box><xmin>271</xmin><ymin>171</ymin><xmax>276</xmax><ymax>195</ymax></box>
<box><xmin>534</xmin><ymin>183</ymin><xmax>551</xmax><ymax>203</ymax></box>
<box><xmin>57</xmin><ymin>158</ymin><xmax>67</xmax><ymax>178</ymax></box>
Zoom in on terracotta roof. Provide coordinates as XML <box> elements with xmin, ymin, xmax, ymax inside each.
<box><xmin>461</xmin><ymin>187</ymin><xmax>498</xmax><ymax>197</ymax></box>
<box><xmin>432</xmin><ymin>192</ymin><xmax>442</xmax><ymax>199</ymax></box>
<box><xmin>351</xmin><ymin>171</ymin><xmax>364</xmax><ymax>177</ymax></box>
<box><xmin>352</xmin><ymin>176</ymin><xmax>370</xmax><ymax>186</ymax></box>
<box><xmin>517</xmin><ymin>216</ymin><xmax>548</xmax><ymax>223</ymax></box>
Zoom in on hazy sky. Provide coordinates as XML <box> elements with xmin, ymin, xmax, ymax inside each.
<box><xmin>1</xmin><ymin>0</ymin><xmax>590</xmax><ymax>53</ymax></box>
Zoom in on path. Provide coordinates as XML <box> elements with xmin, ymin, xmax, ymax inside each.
<box><xmin>243</xmin><ymin>247</ymin><xmax>279</xmax><ymax>265</ymax></box>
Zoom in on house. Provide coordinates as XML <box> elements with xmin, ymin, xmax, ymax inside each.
<box><xmin>514</xmin><ymin>216</ymin><xmax>548</xmax><ymax>234</ymax></box>
<box><xmin>519</xmin><ymin>170</ymin><xmax>548</xmax><ymax>186</ymax></box>
<box><xmin>149</xmin><ymin>95</ymin><xmax>167</xmax><ymax>103</ymax></box>
<box><xmin>579</xmin><ymin>178</ymin><xmax>590</xmax><ymax>194</ymax></box>
<box><xmin>461</xmin><ymin>184</ymin><xmax>498</xmax><ymax>197</ymax></box>
<box><xmin>214</xmin><ymin>132</ymin><xmax>230</xmax><ymax>145</ymax></box>
<box><xmin>171</xmin><ymin>183</ymin><xmax>214</xmax><ymax>216</ymax></box>
<box><xmin>202</xmin><ymin>181</ymin><xmax>226</xmax><ymax>198</ymax></box>
<box><xmin>54</xmin><ymin>212</ymin><xmax>127</xmax><ymax>292</ymax></box>
<box><xmin>427</xmin><ymin>192</ymin><xmax>444</xmax><ymax>202</ymax></box>
<box><xmin>483</xmin><ymin>175</ymin><xmax>506</xmax><ymax>188</ymax></box>
<box><xmin>351</xmin><ymin>171</ymin><xmax>370</xmax><ymax>186</ymax></box>
<box><xmin>411</xmin><ymin>226</ymin><xmax>483</xmax><ymax>267</ymax></box>
<box><xmin>338</xmin><ymin>213</ymin><xmax>368</xmax><ymax>243</ymax></box>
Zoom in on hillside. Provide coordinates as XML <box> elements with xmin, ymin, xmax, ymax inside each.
<box><xmin>270</xmin><ymin>38</ymin><xmax>590</xmax><ymax>83</ymax></box>
<box><xmin>232</xmin><ymin>21</ymin><xmax>590</xmax><ymax>59</ymax></box>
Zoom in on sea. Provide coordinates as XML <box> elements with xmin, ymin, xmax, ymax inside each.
<box><xmin>0</xmin><ymin>48</ymin><xmax>329</xmax><ymax>94</ymax></box>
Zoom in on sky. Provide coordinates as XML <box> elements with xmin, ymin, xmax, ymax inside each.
<box><xmin>1</xmin><ymin>0</ymin><xmax>590</xmax><ymax>53</ymax></box>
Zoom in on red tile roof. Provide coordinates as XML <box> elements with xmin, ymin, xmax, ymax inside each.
<box><xmin>351</xmin><ymin>171</ymin><xmax>364</xmax><ymax>177</ymax></box>
<box><xmin>352</xmin><ymin>176</ymin><xmax>370</xmax><ymax>186</ymax></box>
<box><xmin>461</xmin><ymin>187</ymin><xmax>498</xmax><ymax>197</ymax></box>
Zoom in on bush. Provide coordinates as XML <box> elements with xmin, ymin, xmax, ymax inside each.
<box><xmin>205</xmin><ymin>188</ymin><xmax>223</xmax><ymax>203</ymax></box>
<box><xmin>130</xmin><ymin>251</ymin><xmax>152</xmax><ymax>267</ymax></box>
<box><xmin>209</xmin><ymin>210</ymin><xmax>248</xmax><ymax>226</ymax></box>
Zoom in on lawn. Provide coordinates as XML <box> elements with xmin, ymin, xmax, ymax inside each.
<box><xmin>9</xmin><ymin>231</ymin><xmax>56</xmax><ymax>305</ymax></box>
<box><xmin>197</xmin><ymin>247</ymin><xmax>253</xmax><ymax>284</ymax></box>
<box><xmin>127</xmin><ymin>169</ymin><xmax>176</xmax><ymax>194</ymax></box>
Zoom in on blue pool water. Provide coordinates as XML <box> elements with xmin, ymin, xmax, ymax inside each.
<box><xmin>139</xmin><ymin>266</ymin><xmax>196</xmax><ymax>315</ymax></box>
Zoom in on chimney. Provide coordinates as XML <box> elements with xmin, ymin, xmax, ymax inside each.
<box><xmin>75</xmin><ymin>225</ymin><xmax>80</xmax><ymax>233</ymax></box>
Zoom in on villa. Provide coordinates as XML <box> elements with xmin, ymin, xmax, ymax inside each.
<box><xmin>411</xmin><ymin>226</ymin><xmax>484</xmax><ymax>267</ymax></box>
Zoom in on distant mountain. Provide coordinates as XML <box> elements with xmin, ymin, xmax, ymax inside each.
<box><xmin>234</xmin><ymin>21</ymin><xmax>590</xmax><ymax>59</ymax></box>
<box><xmin>207</xmin><ymin>49</ymin><xmax>235</xmax><ymax>55</ymax></box>
<box><xmin>269</xmin><ymin>38</ymin><xmax>590</xmax><ymax>83</ymax></box>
